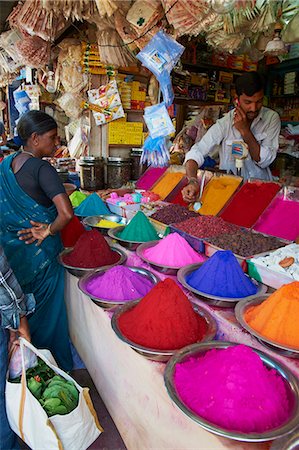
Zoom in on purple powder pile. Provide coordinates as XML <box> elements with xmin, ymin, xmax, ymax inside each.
<box><xmin>86</xmin><ymin>265</ymin><xmax>154</xmax><ymax>301</ymax></box>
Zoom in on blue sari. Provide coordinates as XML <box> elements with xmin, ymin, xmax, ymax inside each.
<box><xmin>0</xmin><ymin>153</ymin><xmax>72</xmax><ymax>371</ymax></box>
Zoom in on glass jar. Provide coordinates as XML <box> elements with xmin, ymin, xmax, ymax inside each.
<box><xmin>106</xmin><ymin>157</ymin><xmax>132</xmax><ymax>189</ymax></box>
<box><xmin>79</xmin><ymin>156</ymin><xmax>104</xmax><ymax>191</ymax></box>
<box><xmin>130</xmin><ymin>148</ymin><xmax>146</xmax><ymax>181</ymax></box>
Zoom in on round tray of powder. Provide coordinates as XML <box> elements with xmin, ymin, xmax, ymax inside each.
<box><xmin>108</xmin><ymin>226</ymin><xmax>151</xmax><ymax>251</ymax></box>
<box><xmin>177</xmin><ymin>263</ymin><xmax>267</xmax><ymax>308</ymax></box>
<box><xmin>164</xmin><ymin>341</ymin><xmax>299</xmax><ymax>442</ymax></box>
<box><xmin>270</xmin><ymin>426</ymin><xmax>299</xmax><ymax>450</ymax></box>
<box><xmin>235</xmin><ymin>296</ymin><xmax>299</xmax><ymax>359</ymax></box>
<box><xmin>58</xmin><ymin>247</ymin><xmax>127</xmax><ymax>277</ymax></box>
<box><xmin>82</xmin><ymin>215</ymin><xmax>128</xmax><ymax>236</ymax></box>
<box><xmin>78</xmin><ymin>266</ymin><xmax>160</xmax><ymax>309</ymax></box>
<box><xmin>111</xmin><ymin>301</ymin><xmax>217</xmax><ymax>362</ymax></box>
<box><xmin>136</xmin><ymin>241</ymin><xmax>184</xmax><ymax>275</ymax></box>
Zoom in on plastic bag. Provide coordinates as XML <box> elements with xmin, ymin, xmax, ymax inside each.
<box><xmin>9</xmin><ymin>345</ymin><xmax>38</xmax><ymax>380</ymax></box>
<box><xmin>143</xmin><ymin>102</ymin><xmax>175</xmax><ymax>139</ymax></box>
<box><xmin>141</xmin><ymin>135</ymin><xmax>170</xmax><ymax>167</ymax></box>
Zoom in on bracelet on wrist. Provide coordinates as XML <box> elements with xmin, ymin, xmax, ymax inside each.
<box><xmin>47</xmin><ymin>223</ymin><xmax>55</xmax><ymax>236</ymax></box>
<box><xmin>188</xmin><ymin>177</ymin><xmax>199</xmax><ymax>186</ymax></box>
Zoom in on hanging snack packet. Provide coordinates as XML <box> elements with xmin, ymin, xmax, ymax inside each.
<box><xmin>143</xmin><ymin>102</ymin><xmax>175</xmax><ymax>139</ymax></box>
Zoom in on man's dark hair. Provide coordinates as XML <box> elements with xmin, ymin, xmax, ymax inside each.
<box><xmin>17</xmin><ymin>110</ymin><xmax>57</xmax><ymax>144</ymax></box>
<box><xmin>235</xmin><ymin>71</ymin><xmax>265</xmax><ymax>97</ymax></box>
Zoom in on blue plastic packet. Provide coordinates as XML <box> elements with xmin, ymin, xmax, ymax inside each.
<box><xmin>143</xmin><ymin>102</ymin><xmax>175</xmax><ymax>139</ymax></box>
<box><xmin>141</xmin><ymin>135</ymin><xmax>170</xmax><ymax>167</ymax></box>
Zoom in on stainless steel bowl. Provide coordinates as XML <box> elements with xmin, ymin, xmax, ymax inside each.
<box><xmin>111</xmin><ymin>301</ymin><xmax>217</xmax><ymax>362</ymax></box>
<box><xmin>164</xmin><ymin>341</ymin><xmax>299</xmax><ymax>442</ymax></box>
<box><xmin>235</xmin><ymin>296</ymin><xmax>299</xmax><ymax>359</ymax></box>
<box><xmin>82</xmin><ymin>215</ymin><xmax>128</xmax><ymax>236</ymax></box>
<box><xmin>58</xmin><ymin>246</ymin><xmax>127</xmax><ymax>277</ymax></box>
<box><xmin>78</xmin><ymin>266</ymin><xmax>160</xmax><ymax>309</ymax></box>
<box><xmin>177</xmin><ymin>263</ymin><xmax>267</xmax><ymax>308</ymax></box>
<box><xmin>136</xmin><ymin>241</ymin><xmax>188</xmax><ymax>275</ymax></box>
<box><xmin>108</xmin><ymin>226</ymin><xmax>159</xmax><ymax>251</ymax></box>
<box><xmin>270</xmin><ymin>427</ymin><xmax>299</xmax><ymax>450</ymax></box>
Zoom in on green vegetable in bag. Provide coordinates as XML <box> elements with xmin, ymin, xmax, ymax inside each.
<box><xmin>27</xmin><ymin>376</ymin><xmax>43</xmax><ymax>400</ymax></box>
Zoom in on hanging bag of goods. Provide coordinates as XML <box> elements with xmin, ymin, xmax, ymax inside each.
<box><xmin>6</xmin><ymin>338</ymin><xmax>102</xmax><ymax>450</ymax></box>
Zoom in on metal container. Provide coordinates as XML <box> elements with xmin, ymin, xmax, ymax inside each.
<box><xmin>130</xmin><ymin>148</ymin><xmax>145</xmax><ymax>181</ymax></box>
<box><xmin>79</xmin><ymin>156</ymin><xmax>104</xmax><ymax>191</ymax></box>
<box><xmin>108</xmin><ymin>226</ymin><xmax>158</xmax><ymax>251</ymax></box>
<box><xmin>56</xmin><ymin>168</ymin><xmax>68</xmax><ymax>183</ymax></box>
<box><xmin>111</xmin><ymin>301</ymin><xmax>217</xmax><ymax>362</ymax></box>
<box><xmin>136</xmin><ymin>241</ymin><xmax>186</xmax><ymax>275</ymax></box>
<box><xmin>82</xmin><ymin>215</ymin><xmax>128</xmax><ymax>236</ymax></box>
<box><xmin>106</xmin><ymin>157</ymin><xmax>132</xmax><ymax>189</ymax></box>
<box><xmin>164</xmin><ymin>341</ymin><xmax>299</xmax><ymax>442</ymax></box>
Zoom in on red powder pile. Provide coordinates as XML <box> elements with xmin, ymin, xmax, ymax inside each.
<box><xmin>118</xmin><ymin>278</ymin><xmax>208</xmax><ymax>350</ymax></box>
<box><xmin>63</xmin><ymin>229</ymin><xmax>120</xmax><ymax>268</ymax></box>
<box><xmin>60</xmin><ymin>216</ymin><xmax>85</xmax><ymax>248</ymax></box>
<box><xmin>220</xmin><ymin>181</ymin><xmax>281</xmax><ymax>228</ymax></box>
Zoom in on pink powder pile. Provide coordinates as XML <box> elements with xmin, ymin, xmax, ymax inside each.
<box><xmin>253</xmin><ymin>197</ymin><xmax>299</xmax><ymax>241</ymax></box>
<box><xmin>85</xmin><ymin>266</ymin><xmax>154</xmax><ymax>301</ymax></box>
<box><xmin>174</xmin><ymin>345</ymin><xmax>291</xmax><ymax>433</ymax></box>
<box><xmin>143</xmin><ymin>232</ymin><xmax>206</xmax><ymax>267</ymax></box>
<box><xmin>136</xmin><ymin>167</ymin><xmax>167</xmax><ymax>190</ymax></box>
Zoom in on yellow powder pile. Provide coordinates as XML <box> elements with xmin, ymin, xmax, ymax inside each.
<box><xmin>152</xmin><ymin>172</ymin><xmax>185</xmax><ymax>200</ymax></box>
<box><xmin>245</xmin><ymin>281</ymin><xmax>299</xmax><ymax>349</ymax></box>
<box><xmin>199</xmin><ymin>176</ymin><xmax>241</xmax><ymax>216</ymax></box>
<box><xmin>95</xmin><ymin>219</ymin><xmax>120</xmax><ymax>228</ymax></box>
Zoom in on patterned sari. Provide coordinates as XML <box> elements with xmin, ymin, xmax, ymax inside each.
<box><xmin>0</xmin><ymin>153</ymin><xmax>72</xmax><ymax>371</ymax></box>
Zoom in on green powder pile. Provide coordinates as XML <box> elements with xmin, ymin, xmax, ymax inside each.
<box><xmin>118</xmin><ymin>211</ymin><xmax>159</xmax><ymax>242</ymax></box>
<box><xmin>70</xmin><ymin>191</ymin><xmax>87</xmax><ymax>208</ymax></box>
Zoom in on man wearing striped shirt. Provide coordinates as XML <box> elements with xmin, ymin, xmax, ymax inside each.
<box><xmin>0</xmin><ymin>245</ymin><xmax>35</xmax><ymax>450</ymax></box>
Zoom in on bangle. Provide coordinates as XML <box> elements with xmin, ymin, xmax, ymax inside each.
<box><xmin>47</xmin><ymin>223</ymin><xmax>55</xmax><ymax>236</ymax></box>
<box><xmin>188</xmin><ymin>177</ymin><xmax>199</xmax><ymax>185</ymax></box>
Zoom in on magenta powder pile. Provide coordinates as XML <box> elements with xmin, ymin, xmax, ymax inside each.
<box><xmin>136</xmin><ymin>167</ymin><xmax>167</xmax><ymax>190</ymax></box>
<box><xmin>85</xmin><ymin>266</ymin><xmax>154</xmax><ymax>301</ymax></box>
<box><xmin>143</xmin><ymin>232</ymin><xmax>205</xmax><ymax>267</ymax></box>
<box><xmin>174</xmin><ymin>345</ymin><xmax>291</xmax><ymax>433</ymax></box>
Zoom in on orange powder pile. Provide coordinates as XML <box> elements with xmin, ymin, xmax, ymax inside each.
<box><xmin>245</xmin><ymin>282</ymin><xmax>299</xmax><ymax>348</ymax></box>
<box><xmin>152</xmin><ymin>172</ymin><xmax>185</xmax><ymax>200</ymax></box>
<box><xmin>199</xmin><ymin>176</ymin><xmax>241</xmax><ymax>216</ymax></box>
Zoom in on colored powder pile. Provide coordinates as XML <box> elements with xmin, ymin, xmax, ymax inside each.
<box><xmin>151</xmin><ymin>172</ymin><xmax>185</xmax><ymax>200</ymax></box>
<box><xmin>173</xmin><ymin>216</ymin><xmax>240</xmax><ymax>238</ymax></box>
<box><xmin>95</xmin><ymin>219</ymin><xmax>120</xmax><ymax>228</ymax></box>
<box><xmin>86</xmin><ymin>266</ymin><xmax>154</xmax><ymax>301</ymax></box>
<box><xmin>63</xmin><ymin>229</ymin><xmax>120</xmax><ymax>268</ymax></box>
<box><xmin>136</xmin><ymin>166</ymin><xmax>167</xmax><ymax>190</ymax></box>
<box><xmin>199</xmin><ymin>176</ymin><xmax>241</xmax><ymax>216</ymax></box>
<box><xmin>118</xmin><ymin>211</ymin><xmax>159</xmax><ymax>242</ymax></box>
<box><xmin>74</xmin><ymin>192</ymin><xmax>110</xmax><ymax>217</ymax></box>
<box><xmin>174</xmin><ymin>345</ymin><xmax>291</xmax><ymax>433</ymax></box>
<box><xmin>245</xmin><ymin>281</ymin><xmax>299</xmax><ymax>348</ymax></box>
<box><xmin>168</xmin><ymin>179</ymin><xmax>189</xmax><ymax>206</ymax></box>
<box><xmin>118</xmin><ymin>278</ymin><xmax>208</xmax><ymax>350</ymax></box>
<box><xmin>143</xmin><ymin>232</ymin><xmax>205</xmax><ymax>267</ymax></box>
<box><xmin>220</xmin><ymin>181</ymin><xmax>281</xmax><ymax>228</ymax></box>
<box><xmin>151</xmin><ymin>204</ymin><xmax>198</xmax><ymax>225</ymax></box>
<box><xmin>207</xmin><ymin>230</ymin><xmax>285</xmax><ymax>257</ymax></box>
<box><xmin>69</xmin><ymin>190</ymin><xmax>87</xmax><ymax>208</ymax></box>
<box><xmin>60</xmin><ymin>215</ymin><xmax>85</xmax><ymax>248</ymax></box>
<box><xmin>253</xmin><ymin>197</ymin><xmax>299</xmax><ymax>241</ymax></box>
<box><xmin>186</xmin><ymin>250</ymin><xmax>257</xmax><ymax>298</ymax></box>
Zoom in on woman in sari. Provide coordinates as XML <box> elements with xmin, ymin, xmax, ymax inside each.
<box><xmin>0</xmin><ymin>110</ymin><xmax>74</xmax><ymax>371</ymax></box>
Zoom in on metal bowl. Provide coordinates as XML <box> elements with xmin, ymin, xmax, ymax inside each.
<box><xmin>82</xmin><ymin>215</ymin><xmax>128</xmax><ymax>236</ymax></box>
<box><xmin>78</xmin><ymin>266</ymin><xmax>160</xmax><ymax>309</ymax></box>
<box><xmin>108</xmin><ymin>226</ymin><xmax>159</xmax><ymax>251</ymax></box>
<box><xmin>177</xmin><ymin>263</ymin><xmax>267</xmax><ymax>308</ymax></box>
<box><xmin>58</xmin><ymin>246</ymin><xmax>127</xmax><ymax>278</ymax></box>
<box><xmin>270</xmin><ymin>427</ymin><xmax>299</xmax><ymax>450</ymax></box>
<box><xmin>235</xmin><ymin>296</ymin><xmax>299</xmax><ymax>359</ymax></box>
<box><xmin>111</xmin><ymin>301</ymin><xmax>217</xmax><ymax>362</ymax></box>
<box><xmin>136</xmin><ymin>241</ymin><xmax>193</xmax><ymax>275</ymax></box>
<box><xmin>164</xmin><ymin>341</ymin><xmax>299</xmax><ymax>442</ymax></box>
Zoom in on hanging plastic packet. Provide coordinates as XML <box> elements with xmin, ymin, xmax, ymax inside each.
<box><xmin>158</xmin><ymin>70</ymin><xmax>174</xmax><ymax>106</ymax></box>
<box><xmin>141</xmin><ymin>135</ymin><xmax>170</xmax><ymax>167</ymax></box>
<box><xmin>136</xmin><ymin>30</ymin><xmax>184</xmax><ymax>76</ymax></box>
<box><xmin>143</xmin><ymin>102</ymin><xmax>175</xmax><ymax>139</ymax></box>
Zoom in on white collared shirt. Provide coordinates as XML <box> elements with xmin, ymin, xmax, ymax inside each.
<box><xmin>184</xmin><ymin>106</ymin><xmax>281</xmax><ymax>180</ymax></box>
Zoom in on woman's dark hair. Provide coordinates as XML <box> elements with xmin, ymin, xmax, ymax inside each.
<box><xmin>235</xmin><ymin>72</ymin><xmax>265</xmax><ymax>97</ymax></box>
<box><xmin>17</xmin><ymin>110</ymin><xmax>57</xmax><ymax>144</ymax></box>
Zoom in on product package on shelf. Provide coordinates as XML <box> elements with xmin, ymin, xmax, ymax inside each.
<box><xmin>87</xmin><ymin>80</ymin><xmax>124</xmax><ymax>126</ymax></box>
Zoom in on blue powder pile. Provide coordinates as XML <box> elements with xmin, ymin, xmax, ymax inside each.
<box><xmin>74</xmin><ymin>193</ymin><xmax>110</xmax><ymax>217</ymax></box>
<box><xmin>186</xmin><ymin>250</ymin><xmax>258</xmax><ymax>298</ymax></box>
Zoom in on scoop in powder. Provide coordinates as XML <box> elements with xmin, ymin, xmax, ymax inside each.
<box><xmin>118</xmin><ymin>211</ymin><xmax>159</xmax><ymax>242</ymax></box>
<box><xmin>186</xmin><ymin>250</ymin><xmax>257</xmax><ymax>298</ymax></box>
<box><xmin>86</xmin><ymin>266</ymin><xmax>154</xmax><ymax>301</ymax></box>
<box><xmin>174</xmin><ymin>344</ymin><xmax>291</xmax><ymax>433</ymax></box>
<box><xmin>143</xmin><ymin>232</ymin><xmax>205</xmax><ymax>267</ymax></box>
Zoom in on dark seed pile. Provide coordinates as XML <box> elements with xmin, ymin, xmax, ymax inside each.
<box><xmin>150</xmin><ymin>204</ymin><xmax>198</xmax><ymax>225</ymax></box>
<box><xmin>173</xmin><ymin>216</ymin><xmax>241</xmax><ymax>238</ymax></box>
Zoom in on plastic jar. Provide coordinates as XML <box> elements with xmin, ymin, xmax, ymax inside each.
<box><xmin>130</xmin><ymin>148</ymin><xmax>146</xmax><ymax>181</ymax></box>
<box><xmin>79</xmin><ymin>156</ymin><xmax>104</xmax><ymax>191</ymax></box>
<box><xmin>106</xmin><ymin>157</ymin><xmax>132</xmax><ymax>189</ymax></box>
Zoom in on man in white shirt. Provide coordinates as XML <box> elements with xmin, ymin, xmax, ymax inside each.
<box><xmin>182</xmin><ymin>72</ymin><xmax>281</xmax><ymax>203</ymax></box>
